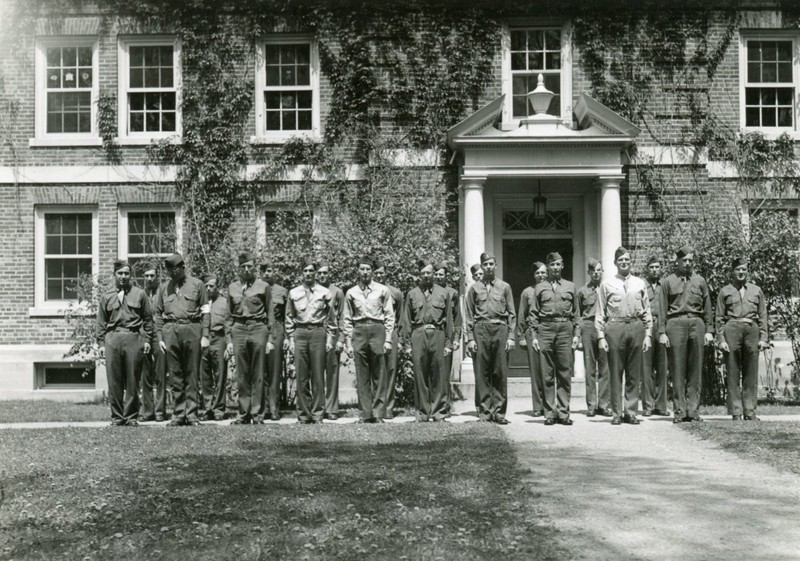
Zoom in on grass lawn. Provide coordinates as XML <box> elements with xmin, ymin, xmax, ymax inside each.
<box><xmin>0</xmin><ymin>423</ymin><xmax>568</xmax><ymax>561</ymax></box>
<box><xmin>682</xmin><ymin>421</ymin><xmax>800</xmax><ymax>477</ymax></box>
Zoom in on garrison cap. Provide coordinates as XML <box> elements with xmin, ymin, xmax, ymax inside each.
<box><xmin>434</xmin><ymin>262</ymin><xmax>448</xmax><ymax>274</ymax></box>
<box><xmin>259</xmin><ymin>257</ymin><xmax>273</xmax><ymax>269</ymax></box>
<box><xmin>676</xmin><ymin>245</ymin><xmax>694</xmax><ymax>259</ymax></box>
<box><xmin>113</xmin><ymin>259</ymin><xmax>131</xmax><ymax>273</ymax></box>
<box><xmin>417</xmin><ymin>258</ymin><xmax>434</xmax><ymax>271</ymax></box>
<box><xmin>646</xmin><ymin>254</ymin><xmax>662</xmax><ymax>266</ymax></box>
<box><xmin>731</xmin><ymin>257</ymin><xmax>748</xmax><ymax>269</ymax></box>
<box><xmin>202</xmin><ymin>273</ymin><xmax>218</xmax><ymax>283</ymax></box>
<box><xmin>587</xmin><ymin>258</ymin><xmax>601</xmax><ymax>272</ymax></box>
<box><xmin>356</xmin><ymin>256</ymin><xmax>374</xmax><ymax>267</ymax></box>
<box><xmin>546</xmin><ymin>252</ymin><xmax>563</xmax><ymax>264</ymax></box>
<box><xmin>480</xmin><ymin>252</ymin><xmax>495</xmax><ymax>264</ymax></box>
<box><xmin>165</xmin><ymin>253</ymin><xmax>184</xmax><ymax>269</ymax></box>
<box><xmin>317</xmin><ymin>261</ymin><xmax>330</xmax><ymax>271</ymax></box>
<box><xmin>238</xmin><ymin>251</ymin><xmax>256</xmax><ymax>265</ymax></box>
<box><xmin>532</xmin><ymin>261</ymin><xmax>546</xmax><ymax>273</ymax></box>
<box><xmin>614</xmin><ymin>246</ymin><xmax>630</xmax><ymax>261</ymax></box>
<box><xmin>470</xmin><ymin>263</ymin><xmax>481</xmax><ymax>276</ymax></box>
<box><xmin>301</xmin><ymin>257</ymin><xmax>317</xmax><ymax>270</ymax></box>
<box><xmin>372</xmin><ymin>259</ymin><xmax>386</xmax><ymax>271</ymax></box>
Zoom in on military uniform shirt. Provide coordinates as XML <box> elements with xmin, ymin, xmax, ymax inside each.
<box><xmin>576</xmin><ymin>283</ymin><xmax>600</xmax><ymax>321</ymax></box>
<box><xmin>386</xmin><ymin>284</ymin><xmax>404</xmax><ymax>330</ymax></box>
<box><xmin>645</xmin><ymin>279</ymin><xmax>662</xmax><ymax>341</ymax></box>
<box><xmin>285</xmin><ymin>283</ymin><xmax>338</xmax><ymax>346</ymax></box>
<box><xmin>227</xmin><ymin>278</ymin><xmax>275</xmax><ymax>343</ymax></box>
<box><xmin>342</xmin><ymin>281</ymin><xmax>395</xmax><ymax>340</ymax></box>
<box><xmin>155</xmin><ymin>276</ymin><xmax>210</xmax><ymax>341</ymax></box>
<box><xmin>658</xmin><ymin>273</ymin><xmax>714</xmax><ymax>335</ymax></box>
<box><xmin>529</xmin><ymin>279</ymin><xmax>579</xmax><ymax>338</ymax></box>
<box><xmin>401</xmin><ymin>284</ymin><xmax>454</xmax><ymax>348</ymax></box>
<box><xmin>595</xmin><ymin>274</ymin><xmax>653</xmax><ymax>339</ymax></box>
<box><xmin>207</xmin><ymin>295</ymin><xmax>231</xmax><ymax>343</ymax></box>
<box><xmin>326</xmin><ymin>284</ymin><xmax>345</xmax><ymax>344</ymax></box>
<box><xmin>516</xmin><ymin>285</ymin><xmax>536</xmax><ymax>341</ymax></box>
<box><xmin>97</xmin><ymin>285</ymin><xmax>155</xmax><ymax>346</ymax></box>
<box><xmin>270</xmin><ymin>283</ymin><xmax>288</xmax><ymax>325</ymax></box>
<box><xmin>444</xmin><ymin>285</ymin><xmax>463</xmax><ymax>343</ymax></box>
<box><xmin>715</xmin><ymin>283</ymin><xmax>768</xmax><ymax>343</ymax></box>
<box><xmin>464</xmin><ymin>278</ymin><xmax>516</xmax><ymax>343</ymax></box>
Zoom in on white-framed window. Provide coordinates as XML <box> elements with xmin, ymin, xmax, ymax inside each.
<box><xmin>501</xmin><ymin>22</ymin><xmax>572</xmax><ymax>124</ymax></box>
<box><xmin>740</xmin><ymin>33</ymin><xmax>800</xmax><ymax>135</ymax></box>
<box><xmin>33</xmin><ymin>206</ymin><xmax>99</xmax><ymax>314</ymax></box>
<box><xmin>257</xmin><ymin>207</ymin><xmax>315</xmax><ymax>249</ymax></box>
<box><xmin>117</xmin><ymin>36</ymin><xmax>181</xmax><ymax>143</ymax></box>
<box><xmin>32</xmin><ymin>36</ymin><xmax>101</xmax><ymax>146</ymax></box>
<box><xmin>36</xmin><ymin>362</ymin><xmax>96</xmax><ymax>389</ymax></box>
<box><xmin>118</xmin><ymin>205</ymin><xmax>182</xmax><ymax>273</ymax></box>
<box><xmin>253</xmin><ymin>35</ymin><xmax>320</xmax><ymax>141</ymax></box>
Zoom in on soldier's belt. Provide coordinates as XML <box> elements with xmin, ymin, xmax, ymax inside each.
<box><xmin>108</xmin><ymin>326</ymin><xmax>139</xmax><ymax>333</ymax></box>
<box><xmin>233</xmin><ymin>317</ymin><xmax>265</xmax><ymax>325</ymax></box>
<box><xmin>354</xmin><ymin>319</ymin><xmax>383</xmax><ymax>325</ymax></box>
<box><xmin>164</xmin><ymin>318</ymin><xmax>201</xmax><ymax>324</ymax></box>
<box><xmin>582</xmin><ymin>318</ymin><xmax>596</xmax><ymax>323</ymax></box>
<box><xmin>295</xmin><ymin>323</ymin><xmax>325</xmax><ymax>329</ymax></box>
<box><xmin>414</xmin><ymin>323</ymin><xmax>443</xmax><ymax>330</ymax></box>
<box><xmin>609</xmin><ymin>317</ymin><xmax>638</xmax><ymax>323</ymax></box>
<box><xmin>540</xmin><ymin>317</ymin><xmax>571</xmax><ymax>323</ymax></box>
<box><xmin>667</xmin><ymin>313</ymin><xmax>702</xmax><ymax>320</ymax></box>
<box><xmin>728</xmin><ymin>318</ymin><xmax>754</xmax><ymax>325</ymax></box>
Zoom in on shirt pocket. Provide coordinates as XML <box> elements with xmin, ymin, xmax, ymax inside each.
<box><xmin>746</xmin><ymin>295</ymin><xmax>760</xmax><ymax>314</ymax></box>
<box><xmin>106</xmin><ymin>296</ymin><xmax>120</xmax><ymax>313</ymax></box>
<box><xmin>608</xmin><ymin>292</ymin><xmax>623</xmax><ymax>311</ymax></box>
<box><xmin>291</xmin><ymin>294</ymin><xmax>307</xmax><ymax>314</ymax></box>
<box><xmin>182</xmin><ymin>290</ymin><xmax>200</xmax><ymax>314</ymax></box>
<box><xmin>539</xmin><ymin>292</ymin><xmax>555</xmax><ymax>314</ymax></box>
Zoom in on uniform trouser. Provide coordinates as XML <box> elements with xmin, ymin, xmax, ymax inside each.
<box><xmin>605</xmin><ymin>321</ymin><xmax>645</xmax><ymax>418</ymax></box>
<box><xmin>581</xmin><ymin>321</ymin><xmax>610</xmax><ymax>412</ymax></box>
<box><xmin>140</xmin><ymin>346</ymin><xmax>166</xmax><ymax>419</ymax></box>
<box><xmin>263</xmin><ymin>322</ymin><xmax>285</xmax><ymax>417</ymax></box>
<box><xmin>352</xmin><ymin>322</ymin><xmax>387</xmax><ymax>420</ymax></box>
<box><xmin>411</xmin><ymin>326</ymin><xmax>448</xmax><ymax>420</ymax></box>
<box><xmin>473</xmin><ymin>322</ymin><xmax>509</xmax><ymax>421</ymax></box>
<box><xmin>295</xmin><ymin>326</ymin><xmax>327</xmax><ymax>422</ymax></box>
<box><xmin>641</xmin><ymin>326</ymin><xmax>668</xmax><ymax>412</ymax></box>
<box><xmin>232</xmin><ymin>321</ymin><xmax>268</xmax><ymax>420</ymax></box>
<box><xmin>723</xmin><ymin>321</ymin><xmax>760</xmax><ymax>416</ymax></box>
<box><xmin>200</xmin><ymin>331</ymin><xmax>227</xmax><ymax>417</ymax></box>
<box><xmin>383</xmin><ymin>328</ymin><xmax>400</xmax><ymax>417</ymax></box>
<box><xmin>665</xmin><ymin>316</ymin><xmax>706</xmax><ymax>419</ymax></box>
<box><xmin>106</xmin><ymin>331</ymin><xmax>144</xmax><ymax>424</ymax></box>
<box><xmin>523</xmin><ymin>330</ymin><xmax>546</xmax><ymax>414</ymax></box>
<box><xmin>538</xmin><ymin>321</ymin><xmax>574</xmax><ymax>420</ymax></box>
<box><xmin>162</xmin><ymin>322</ymin><xmax>202</xmax><ymax>422</ymax></box>
<box><xmin>325</xmin><ymin>346</ymin><xmax>341</xmax><ymax>415</ymax></box>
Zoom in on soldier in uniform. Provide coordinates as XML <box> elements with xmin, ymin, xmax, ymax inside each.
<box><xmin>470</xmin><ymin>263</ymin><xmax>483</xmax><ymax>283</ymax></box>
<box><xmin>658</xmin><ymin>245</ymin><xmax>714</xmax><ymax>423</ymax></box>
<box><xmin>139</xmin><ymin>263</ymin><xmax>167</xmax><ymax>422</ymax></box>
<box><xmin>401</xmin><ymin>259</ymin><xmax>454</xmax><ymax>421</ymax></box>
<box><xmin>596</xmin><ymin>247</ymin><xmax>653</xmax><ymax>425</ymax></box>
<box><xmin>577</xmin><ymin>259</ymin><xmax>612</xmax><ymax>418</ymax></box>
<box><xmin>98</xmin><ymin>259</ymin><xmax>155</xmax><ymax>427</ymax></box>
<box><xmin>530</xmin><ymin>252</ymin><xmax>579</xmax><ymax>426</ymax></box>
<box><xmin>154</xmin><ymin>253</ymin><xmax>209</xmax><ymax>427</ymax></box>
<box><xmin>317</xmin><ymin>262</ymin><xmax>345</xmax><ymax>420</ymax></box>
<box><xmin>227</xmin><ymin>252</ymin><xmax>274</xmax><ymax>424</ymax></box>
<box><xmin>199</xmin><ymin>273</ymin><xmax>230</xmax><ymax>421</ymax></box>
<box><xmin>285</xmin><ymin>258</ymin><xmax>337</xmax><ymax>424</ymax></box>
<box><xmin>464</xmin><ymin>252</ymin><xmax>515</xmax><ymax>424</ymax></box>
<box><xmin>373</xmin><ymin>260</ymin><xmax>404</xmax><ymax>419</ymax></box>
<box><xmin>434</xmin><ymin>263</ymin><xmax>463</xmax><ymax>416</ymax></box>
<box><xmin>342</xmin><ymin>257</ymin><xmax>395</xmax><ymax>423</ymax></box>
<box><xmin>716</xmin><ymin>257</ymin><xmax>769</xmax><ymax>421</ymax></box>
<box><xmin>642</xmin><ymin>255</ymin><xmax>670</xmax><ymax>417</ymax></box>
<box><xmin>261</xmin><ymin>259</ymin><xmax>286</xmax><ymax>421</ymax></box>
<box><xmin>518</xmin><ymin>261</ymin><xmax>548</xmax><ymax>417</ymax></box>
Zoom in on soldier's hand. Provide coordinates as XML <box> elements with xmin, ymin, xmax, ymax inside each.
<box><xmin>325</xmin><ymin>341</ymin><xmax>333</xmax><ymax>353</ymax></box>
<box><xmin>225</xmin><ymin>343</ymin><xmax>233</xmax><ymax>359</ymax></box>
<box><xmin>704</xmin><ymin>332</ymin><xmax>714</xmax><ymax>346</ymax></box>
<box><xmin>159</xmin><ymin>340</ymin><xmax>167</xmax><ymax>353</ymax></box>
<box><xmin>283</xmin><ymin>339</ymin><xmax>290</xmax><ymax>352</ymax></box>
<box><xmin>505</xmin><ymin>339</ymin><xmax>516</xmax><ymax>352</ymax></box>
<box><xmin>643</xmin><ymin>335</ymin><xmax>652</xmax><ymax>353</ymax></box>
<box><xmin>200</xmin><ymin>304</ymin><xmax>211</xmax><ymax>314</ymax></box>
<box><xmin>266</xmin><ymin>342</ymin><xmax>275</xmax><ymax>354</ymax></box>
<box><xmin>658</xmin><ymin>333</ymin><xmax>670</xmax><ymax>348</ymax></box>
<box><xmin>719</xmin><ymin>341</ymin><xmax>730</xmax><ymax>353</ymax></box>
<box><xmin>598</xmin><ymin>338</ymin><xmax>609</xmax><ymax>352</ymax></box>
<box><xmin>519</xmin><ymin>337</ymin><xmax>528</xmax><ymax>349</ymax></box>
<box><xmin>346</xmin><ymin>345</ymin><xmax>354</xmax><ymax>358</ymax></box>
<box><xmin>466</xmin><ymin>340</ymin><xmax>477</xmax><ymax>357</ymax></box>
<box><xmin>444</xmin><ymin>346</ymin><xmax>452</xmax><ymax>356</ymax></box>
<box><xmin>383</xmin><ymin>341</ymin><xmax>393</xmax><ymax>353</ymax></box>
<box><xmin>452</xmin><ymin>340</ymin><xmax>461</xmax><ymax>351</ymax></box>
<box><xmin>288</xmin><ymin>339</ymin><xmax>295</xmax><ymax>354</ymax></box>
<box><xmin>201</xmin><ymin>336</ymin><xmax>210</xmax><ymax>349</ymax></box>
<box><xmin>143</xmin><ymin>342</ymin><xmax>151</xmax><ymax>355</ymax></box>
<box><xmin>404</xmin><ymin>344</ymin><xmax>412</xmax><ymax>355</ymax></box>
<box><xmin>758</xmin><ymin>340</ymin><xmax>770</xmax><ymax>351</ymax></box>
<box><xmin>98</xmin><ymin>345</ymin><xmax>105</xmax><ymax>360</ymax></box>
<box><xmin>532</xmin><ymin>338</ymin><xmax>541</xmax><ymax>352</ymax></box>
<box><xmin>336</xmin><ymin>341</ymin><xmax>344</xmax><ymax>353</ymax></box>
<box><xmin>571</xmin><ymin>336</ymin><xmax>580</xmax><ymax>350</ymax></box>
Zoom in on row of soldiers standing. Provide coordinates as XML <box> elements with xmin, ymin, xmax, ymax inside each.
<box><xmin>467</xmin><ymin>245</ymin><xmax>768</xmax><ymax>426</ymax></box>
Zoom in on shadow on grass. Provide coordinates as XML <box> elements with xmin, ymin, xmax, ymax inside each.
<box><xmin>0</xmin><ymin>424</ymin><xmax>569</xmax><ymax>561</ymax></box>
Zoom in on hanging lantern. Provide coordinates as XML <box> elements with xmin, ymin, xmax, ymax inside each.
<box><xmin>532</xmin><ymin>179</ymin><xmax>547</xmax><ymax>220</ymax></box>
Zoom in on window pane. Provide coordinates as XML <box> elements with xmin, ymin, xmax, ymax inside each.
<box><xmin>161</xmin><ymin>93</ymin><xmax>175</xmax><ymax>110</ymax></box>
<box><xmin>545</xmin><ymin>30</ymin><xmax>560</xmax><ymax>49</ymax></box>
<box><xmin>43</xmin><ymin>365</ymin><xmax>95</xmax><ymax>386</ymax></box>
<box><xmin>777</xmin><ymin>87</ymin><xmax>793</xmax><ymax>105</ymax></box>
<box><xmin>130</xmin><ymin>92</ymin><xmax>144</xmax><ymax>111</ymax></box>
<box><xmin>78</xmin><ymin>234</ymin><xmax>92</xmax><ymax>254</ymax></box>
<box><xmin>266</xmin><ymin>66</ymin><xmax>280</xmax><ymax>86</ymax></box>
<box><xmin>62</xmin><ymin>47</ymin><xmax>76</xmax><ymax>66</ymax></box>
<box><xmin>747</xmin><ymin>62</ymin><xmax>761</xmax><ymax>82</ymax></box>
<box><xmin>130</xmin><ymin>68</ymin><xmax>143</xmax><ymax>88</ymax></box>
<box><xmin>46</xmin><ymin>47</ymin><xmax>61</xmax><ymax>67</ymax></box>
<box><xmin>296</xmin><ymin>45</ymin><xmax>310</xmax><ymax>64</ymax></box>
<box><xmin>778</xmin><ymin>107</ymin><xmax>792</xmax><ymax>127</ymax></box>
<box><xmin>78</xmin><ymin>46</ymin><xmax>92</xmax><ymax>66</ymax></box>
<box><xmin>296</xmin><ymin>65</ymin><xmax>309</xmax><ymax>86</ymax></box>
<box><xmin>265</xmin><ymin>46</ymin><xmax>279</xmax><ymax>65</ymax></box>
<box><xmin>62</xmin><ymin>234</ymin><xmax>77</xmax><ymax>254</ymax></box>
<box><xmin>144</xmin><ymin>68</ymin><xmax>160</xmax><ymax>88</ymax></box>
<box><xmin>146</xmin><ymin>112</ymin><xmax>159</xmax><ymax>131</ymax></box>
<box><xmin>282</xmin><ymin>93</ymin><xmax>296</xmax><ymax>109</ymax></box>
<box><xmin>762</xmin><ymin>42</ymin><xmax>777</xmax><ymax>61</ymax></box>
<box><xmin>762</xmin><ymin>64</ymin><xmax>777</xmax><ymax>82</ymax></box>
<box><xmin>130</xmin><ymin>46</ymin><xmax>144</xmax><ymax>67</ymax></box>
<box><xmin>528</xmin><ymin>52</ymin><xmax>544</xmax><ymax>70</ymax></box>
<box><xmin>745</xmin><ymin>88</ymin><xmax>759</xmax><ymax>104</ymax></box>
<box><xmin>283</xmin><ymin>111</ymin><xmax>296</xmax><ymax>130</ymax></box>
<box><xmin>161</xmin><ymin>112</ymin><xmax>175</xmax><ymax>131</ymax></box>
<box><xmin>282</xmin><ymin>45</ymin><xmax>296</xmax><ymax>64</ymax></box>
<box><xmin>265</xmin><ymin>92</ymin><xmax>280</xmax><ymax>109</ymax></box>
<box><xmin>512</xmin><ymin>76</ymin><xmax>529</xmax><ymax>96</ymax></box>
<box><xmin>45</xmin><ymin>235</ymin><xmax>60</xmax><ymax>254</ymax></box>
<box><xmin>266</xmin><ymin>111</ymin><xmax>280</xmax><ymax>131</ymax></box>
<box><xmin>47</xmin><ymin>68</ymin><xmax>61</xmax><ymax>88</ymax></box>
<box><xmin>130</xmin><ymin>112</ymin><xmax>144</xmax><ymax>132</ymax></box>
<box><xmin>545</xmin><ymin>52</ymin><xmax>561</xmax><ymax>70</ymax></box>
<box><xmin>761</xmin><ymin>88</ymin><xmax>775</xmax><ymax>104</ymax></box>
<box><xmin>78</xmin><ymin>68</ymin><xmax>92</xmax><ymax>88</ymax></box>
<box><xmin>746</xmin><ymin>107</ymin><xmax>760</xmax><ymax>126</ymax></box>
<box><xmin>762</xmin><ymin>107</ymin><xmax>776</xmax><ymax>126</ymax></box>
<box><xmin>159</xmin><ymin>46</ymin><xmax>173</xmax><ymax>66</ymax></box>
<box><xmin>530</xmin><ymin>31</ymin><xmax>543</xmax><ymax>51</ymax></box>
<box><xmin>510</xmin><ymin>30</ymin><xmax>526</xmax><ymax>51</ymax></box>
<box><xmin>161</xmin><ymin>68</ymin><xmax>173</xmax><ymax>87</ymax></box>
<box><xmin>62</xmin><ymin>68</ymin><xmax>76</xmax><ymax>88</ymax></box>
<box><xmin>144</xmin><ymin>46</ymin><xmax>159</xmax><ymax>66</ymax></box>
<box><xmin>281</xmin><ymin>66</ymin><xmax>296</xmax><ymax>85</ymax></box>
<box><xmin>146</xmin><ymin>93</ymin><xmax>160</xmax><ymax>110</ymax></box>
<box><xmin>298</xmin><ymin>110</ymin><xmax>312</xmax><ymax>130</ymax></box>
<box><xmin>778</xmin><ymin>63</ymin><xmax>792</xmax><ymax>83</ymax></box>
<box><xmin>79</xmin><ymin>112</ymin><xmax>91</xmax><ymax>133</ymax></box>
<box><xmin>511</xmin><ymin>52</ymin><xmax>526</xmax><ymax>71</ymax></box>
<box><xmin>298</xmin><ymin>91</ymin><xmax>312</xmax><ymax>109</ymax></box>
<box><xmin>512</xmin><ymin>95</ymin><xmax>527</xmax><ymax>117</ymax></box>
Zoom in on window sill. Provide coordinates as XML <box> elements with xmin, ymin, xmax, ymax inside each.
<box><xmin>740</xmin><ymin>127</ymin><xmax>800</xmax><ymax>140</ymax></box>
<box><xmin>250</xmin><ymin>133</ymin><xmax>321</xmax><ymax>145</ymax></box>
<box><xmin>29</xmin><ymin>137</ymin><xmax>104</xmax><ymax>147</ymax></box>
<box><xmin>29</xmin><ymin>306</ymin><xmax>95</xmax><ymax>318</ymax></box>
<box><xmin>115</xmin><ymin>135</ymin><xmax>182</xmax><ymax>146</ymax></box>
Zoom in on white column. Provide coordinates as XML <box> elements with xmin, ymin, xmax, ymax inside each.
<box><xmin>596</xmin><ymin>176</ymin><xmax>624</xmax><ymax>277</ymax></box>
<box><xmin>461</xmin><ymin>176</ymin><xmax>486</xmax><ymax>268</ymax></box>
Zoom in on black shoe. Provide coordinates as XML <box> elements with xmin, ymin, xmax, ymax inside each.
<box><xmin>155</xmin><ymin>415</ymin><xmax>165</xmax><ymax>422</ymax></box>
<box><xmin>297</xmin><ymin>419</ymin><xmax>313</xmax><ymax>425</ymax></box>
<box><xmin>732</xmin><ymin>415</ymin><xmax>742</xmax><ymax>421</ymax></box>
<box><xmin>531</xmin><ymin>411</ymin><xmax>544</xmax><ymax>417</ymax></box>
<box><xmin>690</xmin><ymin>416</ymin><xmax>704</xmax><ymax>422</ymax></box>
<box><xmin>375</xmin><ymin>417</ymin><xmax>385</xmax><ymax>424</ymax></box>
<box><xmin>187</xmin><ymin>420</ymin><xmax>201</xmax><ymax>427</ymax></box>
<box><xmin>557</xmin><ymin>417</ymin><xmax>573</xmax><ymax>426</ymax></box>
<box><xmin>167</xmin><ymin>418</ymin><xmax>185</xmax><ymax>427</ymax></box>
<box><xmin>652</xmin><ymin>409</ymin><xmax>670</xmax><ymax>416</ymax></box>
<box><xmin>544</xmin><ymin>418</ymin><xmax>556</xmax><ymax>426</ymax></box>
<box><xmin>611</xmin><ymin>417</ymin><xmax>622</xmax><ymax>425</ymax></box>
<box><xmin>596</xmin><ymin>408</ymin><xmax>613</xmax><ymax>417</ymax></box>
<box><xmin>109</xmin><ymin>420</ymin><xmax>125</xmax><ymax>427</ymax></box>
<box><xmin>642</xmin><ymin>410</ymin><xmax>653</xmax><ymax>417</ymax></box>
<box><xmin>495</xmin><ymin>417</ymin><xmax>510</xmax><ymax>425</ymax></box>
<box><xmin>586</xmin><ymin>410</ymin><xmax>596</xmax><ymax>418</ymax></box>
<box><xmin>744</xmin><ymin>415</ymin><xmax>760</xmax><ymax>421</ymax></box>
<box><xmin>672</xmin><ymin>417</ymin><xmax>683</xmax><ymax>424</ymax></box>
<box><xmin>231</xmin><ymin>417</ymin><xmax>250</xmax><ymax>425</ymax></box>
<box><xmin>327</xmin><ymin>413</ymin><xmax>339</xmax><ymax>421</ymax></box>
<box><xmin>203</xmin><ymin>410</ymin><xmax>216</xmax><ymax>421</ymax></box>
<box><xmin>126</xmin><ymin>420</ymin><xmax>140</xmax><ymax>427</ymax></box>
<box><xmin>270</xmin><ymin>414</ymin><xmax>281</xmax><ymax>421</ymax></box>
<box><xmin>140</xmin><ymin>415</ymin><xmax>156</xmax><ymax>422</ymax></box>
<box><xmin>624</xmin><ymin>415</ymin><xmax>640</xmax><ymax>425</ymax></box>
<box><xmin>215</xmin><ymin>412</ymin><xmax>226</xmax><ymax>421</ymax></box>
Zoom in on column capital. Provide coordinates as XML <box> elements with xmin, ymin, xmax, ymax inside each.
<box><xmin>594</xmin><ymin>175</ymin><xmax>625</xmax><ymax>190</ymax></box>
<box><xmin>460</xmin><ymin>175</ymin><xmax>487</xmax><ymax>190</ymax></box>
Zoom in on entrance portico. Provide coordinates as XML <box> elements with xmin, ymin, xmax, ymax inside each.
<box><xmin>448</xmin><ymin>92</ymin><xmax>640</xmax><ymax>390</ymax></box>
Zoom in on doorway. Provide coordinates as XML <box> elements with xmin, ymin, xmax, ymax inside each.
<box><xmin>502</xmin><ymin>238</ymin><xmax>573</xmax><ymax>377</ymax></box>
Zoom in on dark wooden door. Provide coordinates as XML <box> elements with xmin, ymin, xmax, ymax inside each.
<box><xmin>502</xmin><ymin>238</ymin><xmax>573</xmax><ymax>377</ymax></box>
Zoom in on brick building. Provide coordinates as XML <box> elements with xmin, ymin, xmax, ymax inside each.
<box><xmin>0</xmin><ymin>2</ymin><xmax>796</xmax><ymax>399</ymax></box>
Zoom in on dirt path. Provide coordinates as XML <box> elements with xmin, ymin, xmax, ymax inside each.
<box><xmin>497</xmin><ymin>404</ymin><xmax>800</xmax><ymax>561</ymax></box>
